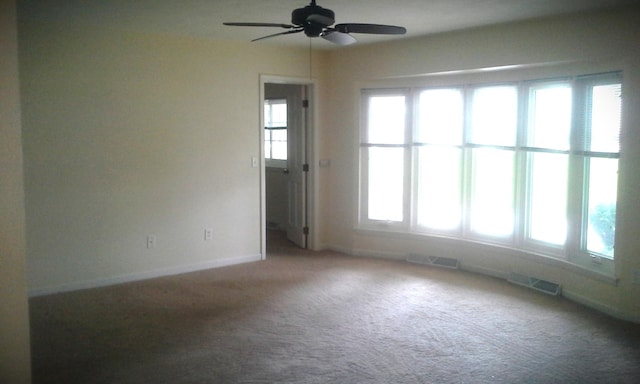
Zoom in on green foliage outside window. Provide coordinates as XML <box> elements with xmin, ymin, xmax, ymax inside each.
<box><xmin>591</xmin><ymin>203</ymin><xmax>616</xmax><ymax>254</ymax></box>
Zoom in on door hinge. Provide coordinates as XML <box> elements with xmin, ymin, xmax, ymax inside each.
<box><xmin>302</xmin><ymin>99</ymin><xmax>309</xmax><ymax>108</ymax></box>
<box><xmin>302</xmin><ymin>163</ymin><xmax>309</xmax><ymax>172</ymax></box>
<box><xmin>303</xmin><ymin>226</ymin><xmax>309</xmax><ymax>235</ymax></box>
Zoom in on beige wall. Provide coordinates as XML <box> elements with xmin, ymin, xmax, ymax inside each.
<box><xmin>18</xmin><ymin>20</ymin><xmax>315</xmax><ymax>293</ymax></box>
<box><xmin>0</xmin><ymin>0</ymin><xmax>32</xmax><ymax>382</ymax></box>
<box><xmin>17</xmin><ymin>4</ymin><xmax>640</xmax><ymax>323</ymax></box>
<box><xmin>321</xmin><ymin>7</ymin><xmax>640</xmax><ymax>321</ymax></box>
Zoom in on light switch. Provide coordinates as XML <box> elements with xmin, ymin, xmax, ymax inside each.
<box><xmin>147</xmin><ymin>235</ymin><xmax>156</xmax><ymax>249</ymax></box>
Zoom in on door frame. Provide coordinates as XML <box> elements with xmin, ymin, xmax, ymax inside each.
<box><xmin>259</xmin><ymin>74</ymin><xmax>316</xmax><ymax>258</ymax></box>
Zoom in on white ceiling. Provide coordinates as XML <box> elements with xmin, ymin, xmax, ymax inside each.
<box><xmin>17</xmin><ymin>0</ymin><xmax>640</xmax><ymax>49</ymax></box>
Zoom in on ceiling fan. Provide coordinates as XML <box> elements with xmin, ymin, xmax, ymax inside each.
<box><xmin>223</xmin><ymin>0</ymin><xmax>407</xmax><ymax>46</ymax></box>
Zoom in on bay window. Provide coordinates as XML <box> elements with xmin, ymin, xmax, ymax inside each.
<box><xmin>359</xmin><ymin>72</ymin><xmax>622</xmax><ymax>271</ymax></box>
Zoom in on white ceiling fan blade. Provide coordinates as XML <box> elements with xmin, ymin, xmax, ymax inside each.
<box><xmin>321</xmin><ymin>30</ymin><xmax>357</xmax><ymax>45</ymax></box>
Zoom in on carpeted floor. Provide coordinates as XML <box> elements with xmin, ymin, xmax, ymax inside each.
<box><xmin>30</xmin><ymin>231</ymin><xmax>640</xmax><ymax>383</ymax></box>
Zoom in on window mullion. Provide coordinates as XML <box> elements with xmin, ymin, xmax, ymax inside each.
<box><xmin>404</xmin><ymin>90</ymin><xmax>414</xmax><ymax>230</ymax></box>
<box><xmin>461</xmin><ymin>86</ymin><xmax>473</xmax><ymax>238</ymax></box>
<box><xmin>514</xmin><ymin>82</ymin><xmax>528</xmax><ymax>248</ymax></box>
<box><xmin>566</xmin><ymin>78</ymin><xmax>586</xmax><ymax>260</ymax></box>
<box><xmin>408</xmin><ymin>90</ymin><xmax>419</xmax><ymax>231</ymax></box>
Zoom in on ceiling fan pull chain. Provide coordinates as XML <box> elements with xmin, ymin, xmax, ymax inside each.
<box><xmin>309</xmin><ymin>38</ymin><xmax>312</xmax><ymax>81</ymax></box>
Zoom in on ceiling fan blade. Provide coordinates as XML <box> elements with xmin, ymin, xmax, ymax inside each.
<box><xmin>251</xmin><ymin>28</ymin><xmax>304</xmax><ymax>42</ymax></box>
<box><xmin>223</xmin><ymin>22</ymin><xmax>295</xmax><ymax>29</ymax></box>
<box><xmin>335</xmin><ymin>23</ymin><xmax>407</xmax><ymax>35</ymax></box>
<box><xmin>320</xmin><ymin>29</ymin><xmax>357</xmax><ymax>46</ymax></box>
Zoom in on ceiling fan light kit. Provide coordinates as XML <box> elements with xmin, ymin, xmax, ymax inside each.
<box><xmin>223</xmin><ymin>0</ymin><xmax>406</xmax><ymax>45</ymax></box>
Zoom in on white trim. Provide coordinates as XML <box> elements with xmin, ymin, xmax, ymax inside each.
<box><xmin>461</xmin><ymin>264</ymin><xmax>509</xmax><ymax>280</ymax></box>
<box><xmin>562</xmin><ymin>289</ymin><xmax>640</xmax><ymax>324</ymax></box>
<box><xmin>259</xmin><ymin>76</ymin><xmax>267</xmax><ymax>259</ymax></box>
<box><xmin>351</xmin><ymin>248</ymin><xmax>406</xmax><ymax>260</ymax></box>
<box><xmin>29</xmin><ymin>254</ymin><xmax>262</xmax><ymax>297</ymax></box>
<box><xmin>323</xmin><ymin>244</ymin><xmax>352</xmax><ymax>255</ymax></box>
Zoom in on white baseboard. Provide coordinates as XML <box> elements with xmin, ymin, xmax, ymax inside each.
<box><xmin>562</xmin><ymin>289</ymin><xmax>640</xmax><ymax>323</ymax></box>
<box><xmin>321</xmin><ymin>244</ymin><xmax>352</xmax><ymax>255</ymax></box>
<box><xmin>352</xmin><ymin>248</ymin><xmax>406</xmax><ymax>260</ymax></box>
<box><xmin>324</xmin><ymin>244</ymin><xmax>406</xmax><ymax>260</ymax></box>
<box><xmin>29</xmin><ymin>254</ymin><xmax>262</xmax><ymax>297</ymax></box>
<box><xmin>461</xmin><ymin>264</ymin><xmax>509</xmax><ymax>280</ymax></box>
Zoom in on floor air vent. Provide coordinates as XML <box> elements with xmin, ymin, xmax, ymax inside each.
<box><xmin>406</xmin><ymin>254</ymin><xmax>459</xmax><ymax>269</ymax></box>
<box><xmin>508</xmin><ymin>272</ymin><xmax>561</xmax><ymax>296</ymax></box>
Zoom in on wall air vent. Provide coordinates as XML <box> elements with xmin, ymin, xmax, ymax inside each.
<box><xmin>508</xmin><ymin>272</ymin><xmax>561</xmax><ymax>296</ymax></box>
<box><xmin>406</xmin><ymin>254</ymin><xmax>459</xmax><ymax>269</ymax></box>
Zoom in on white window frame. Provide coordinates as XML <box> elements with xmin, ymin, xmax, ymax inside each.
<box><xmin>359</xmin><ymin>89</ymin><xmax>412</xmax><ymax>232</ymax></box>
<box><xmin>264</xmin><ymin>98</ymin><xmax>288</xmax><ymax>168</ymax></box>
<box><xmin>520</xmin><ymin>79</ymin><xmax>573</xmax><ymax>256</ymax></box>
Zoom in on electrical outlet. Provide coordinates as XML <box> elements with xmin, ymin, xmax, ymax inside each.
<box><xmin>147</xmin><ymin>235</ymin><xmax>156</xmax><ymax>249</ymax></box>
<box><xmin>204</xmin><ymin>228</ymin><xmax>213</xmax><ymax>241</ymax></box>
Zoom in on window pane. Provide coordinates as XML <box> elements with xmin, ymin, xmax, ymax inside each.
<box><xmin>586</xmin><ymin>158</ymin><xmax>618</xmax><ymax>258</ymax></box>
<box><xmin>271</xmin><ymin>129</ymin><xmax>287</xmax><ymax>141</ymax></box>
<box><xmin>470</xmin><ymin>86</ymin><xmax>518</xmax><ymax>146</ymax></box>
<box><xmin>528</xmin><ymin>153</ymin><xmax>568</xmax><ymax>245</ymax></box>
<box><xmin>265</xmin><ymin>99</ymin><xmax>288</xmax><ymax>162</ymax></box>
<box><xmin>417</xmin><ymin>89</ymin><xmax>463</xmax><ymax>145</ymax></box>
<box><xmin>265</xmin><ymin>100</ymin><xmax>287</xmax><ymax>128</ymax></box>
<box><xmin>367</xmin><ymin>95</ymin><xmax>406</xmax><ymax>144</ymax></box>
<box><xmin>368</xmin><ymin>147</ymin><xmax>404</xmax><ymax>221</ymax></box>
<box><xmin>528</xmin><ymin>85</ymin><xmax>572</xmax><ymax>150</ymax></box>
<box><xmin>271</xmin><ymin>104</ymin><xmax>287</xmax><ymax>126</ymax></box>
<box><xmin>470</xmin><ymin>148</ymin><xmax>515</xmax><ymax>237</ymax></box>
<box><xmin>417</xmin><ymin>147</ymin><xmax>461</xmax><ymax>230</ymax></box>
<box><xmin>271</xmin><ymin>142</ymin><xmax>287</xmax><ymax>160</ymax></box>
<box><xmin>265</xmin><ymin>141</ymin><xmax>272</xmax><ymax>160</ymax></box>
<box><xmin>588</xmin><ymin>84</ymin><xmax>621</xmax><ymax>153</ymax></box>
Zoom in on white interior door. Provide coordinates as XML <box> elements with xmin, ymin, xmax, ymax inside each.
<box><xmin>286</xmin><ymin>84</ymin><xmax>307</xmax><ymax>248</ymax></box>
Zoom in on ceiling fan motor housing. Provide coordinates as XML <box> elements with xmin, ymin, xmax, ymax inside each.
<box><xmin>292</xmin><ymin>4</ymin><xmax>335</xmax><ymax>37</ymax></box>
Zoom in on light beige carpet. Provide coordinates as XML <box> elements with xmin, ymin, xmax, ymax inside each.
<box><xmin>30</xmin><ymin>231</ymin><xmax>640</xmax><ymax>383</ymax></box>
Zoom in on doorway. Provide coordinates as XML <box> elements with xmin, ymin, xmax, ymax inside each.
<box><xmin>261</xmin><ymin>78</ymin><xmax>313</xmax><ymax>256</ymax></box>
